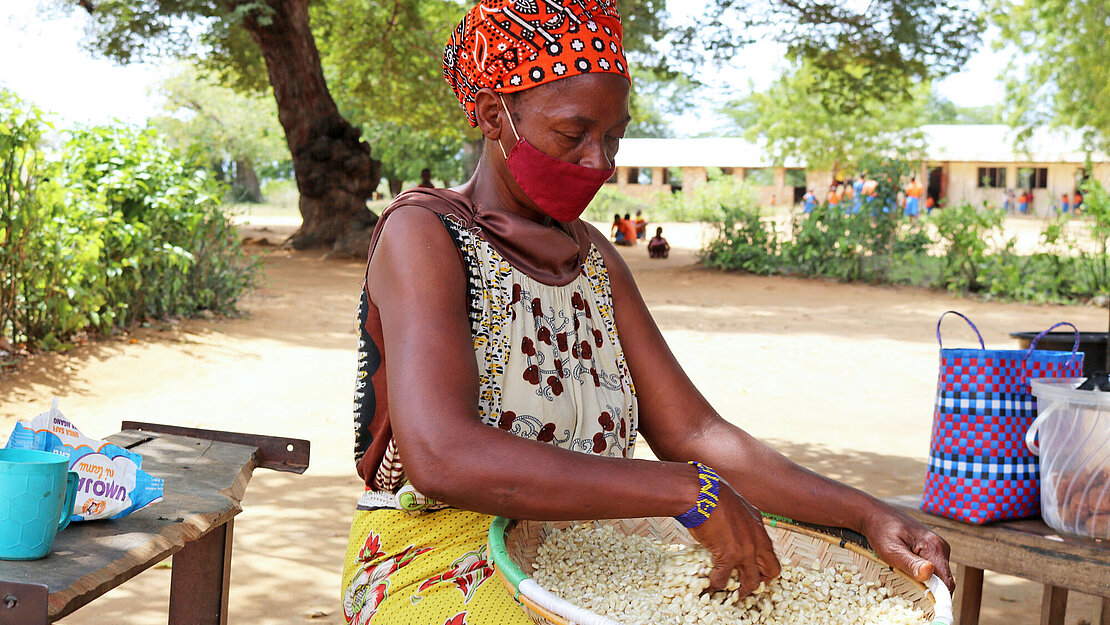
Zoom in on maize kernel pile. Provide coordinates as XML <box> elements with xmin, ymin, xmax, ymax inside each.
<box><xmin>531</xmin><ymin>524</ymin><xmax>929</xmax><ymax>625</ymax></box>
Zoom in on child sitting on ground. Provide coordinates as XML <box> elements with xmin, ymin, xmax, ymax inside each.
<box><xmin>634</xmin><ymin>209</ymin><xmax>647</xmax><ymax>240</ymax></box>
<box><xmin>648</xmin><ymin>226</ymin><xmax>670</xmax><ymax>259</ymax></box>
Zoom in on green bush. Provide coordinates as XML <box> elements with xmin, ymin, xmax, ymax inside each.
<box><xmin>583</xmin><ymin>186</ymin><xmax>654</xmax><ymax>223</ymax></box>
<box><xmin>927</xmin><ymin>202</ymin><xmax>1006</xmax><ymax>293</ymax></box>
<box><xmin>700</xmin><ymin>172</ymin><xmax>1110</xmax><ymax>305</ymax></box>
<box><xmin>0</xmin><ymin>88</ymin><xmax>258</xmax><ymax>352</ymax></box>
<box><xmin>655</xmin><ymin>173</ymin><xmax>755</xmax><ymax>222</ymax></box>
<box><xmin>63</xmin><ymin>125</ymin><xmax>259</xmax><ymax>326</ymax></box>
<box><xmin>699</xmin><ymin>187</ymin><xmax>778</xmax><ymax>275</ymax></box>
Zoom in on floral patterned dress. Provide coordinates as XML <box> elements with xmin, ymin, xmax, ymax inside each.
<box><xmin>342</xmin><ymin>189</ymin><xmax>639</xmax><ymax>625</ymax></box>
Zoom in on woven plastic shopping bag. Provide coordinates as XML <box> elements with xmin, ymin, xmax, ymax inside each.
<box><xmin>922</xmin><ymin>311</ymin><xmax>1084</xmax><ymax>524</ymax></box>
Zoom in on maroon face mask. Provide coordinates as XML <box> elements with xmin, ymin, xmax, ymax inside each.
<box><xmin>498</xmin><ymin>97</ymin><xmax>615</xmax><ymax>223</ymax></box>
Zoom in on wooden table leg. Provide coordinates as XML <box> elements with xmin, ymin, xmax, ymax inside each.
<box><xmin>1094</xmin><ymin>597</ymin><xmax>1110</xmax><ymax>625</ymax></box>
<box><xmin>169</xmin><ymin>519</ymin><xmax>233</xmax><ymax>625</ymax></box>
<box><xmin>1040</xmin><ymin>585</ymin><xmax>1068</xmax><ymax>625</ymax></box>
<box><xmin>953</xmin><ymin>565</ymin><xmax>984</xmax><ymax>625</ymax></box>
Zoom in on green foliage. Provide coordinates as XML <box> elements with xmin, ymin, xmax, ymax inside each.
<box><xmin>699</xmin><ymin>162</ymin><xmax>1110</xmax><ymax>304</ymax></box>
<box><xmin>653</xmin><ymin>174</ymin><xmax>757</xmax><ymax>222</ymax></box>
<box><xmin>724</xmin><ymin>62</ymin><xmax>927</xmax><ymax>175</ymax></box>
<box><xmin>151</xmin><ymin>64</ymin><xmax>292</xmax><ymax>198</ymax></box>
<box><xmin>583</xmin><ymin>187</ymin><xmax>654</xmax><ymax>223</ymax></box>
<box><xmin>0</xmin><ymin>88</ymin><xmax>257</xmax><ymax>352</ymax></box>
<box><xmin>699</xmin><ymin>197</ymin><xmax>779</xmax><ymax>275</ymax></box>
<box><xmin>992</xmin><ymin>0</ymin><xmax>1110</xmax><ymax>152</ymax></box>
<box><xmin>359</xmin><ymin>122</ymin><xmax>465</xmax><ymax>188</ymax></box>
<box><xmin>677</xmin><ymin>0</ymin><xmax>983</xmax><ymax>113</ymax></box>
<box><xmin>1</xmin><ymin>88</ymin><xmax>102</xmax><ymax>350</ymax></box>
<box><xmin>316</xmin><ymin>0</ymin><xmax>466</xmax><ymax>135</ymax></box>
<box><xmin>928</xmin><ymin>202</ymin><xmax>1006</xmax><ymax>292</ymax></box>
<box><xmin>922</xmin><ymin>91</ymin><xmax>1004</xmax><ymax>125</ymax></box>
<box><xmin>63</xmin><ymin>124</ymin><xmax>260</xmax><ymax>326</ymax></box>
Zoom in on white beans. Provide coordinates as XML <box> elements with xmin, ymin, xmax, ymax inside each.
<box><xmin>531</xmin><ymin>524</ymin><xmax>928</xmax><ymax>625</ymax></box>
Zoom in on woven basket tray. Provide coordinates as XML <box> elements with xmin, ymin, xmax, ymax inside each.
<box><xmin>489</xmin><ymin>515</ymin><xmax>952</xmax><ymax>625</ymax></box>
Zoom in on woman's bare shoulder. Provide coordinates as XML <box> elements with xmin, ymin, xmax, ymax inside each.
<box><xmin>368</xmin><ymin>204</ymin><xmax>465</xmax><ymax>306</ymax></box>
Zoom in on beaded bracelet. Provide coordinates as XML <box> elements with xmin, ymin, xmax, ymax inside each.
<box><xmin>675</xmin><ymin>461</ymin><xmax>721</xmax><ymax>529</ymax></box>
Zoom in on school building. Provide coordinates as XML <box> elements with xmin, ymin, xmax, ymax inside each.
<box><xmin>610</xmin><ymin>125</ymin><xmax>1110</xmax><ymax>216</ymax></box>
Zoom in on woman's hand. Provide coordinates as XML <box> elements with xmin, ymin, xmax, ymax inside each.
<box><xmin>860</xmin><ymin>503</ymin><xmax>955</xmax><ymax>592</ymax></box>
<box><xmin>688</xmin><ymin>482</ymin><xmax>781</xmax><ymax>596</ymax></box>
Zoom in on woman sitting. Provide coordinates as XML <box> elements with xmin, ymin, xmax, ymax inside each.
<box><xmin>342</xmin><ymin>2</ymin><xmax>953</xmax><ymax>623</ymax></box>
<box><xmin>648</xmin><ymin>226</ymin><xmax>670</xmax><ymax>259</ymax></box>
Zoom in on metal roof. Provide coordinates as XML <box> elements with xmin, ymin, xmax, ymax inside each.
<box><xmin>614</xmin><ymin>125</ymin><xmax>1107</xmax><ymax>169</ymax></box>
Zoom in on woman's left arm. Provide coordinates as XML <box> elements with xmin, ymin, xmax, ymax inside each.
<box><xmin>591</xmin><ymin>229</ymin><xmax>954</xmax><ymax>591</ymax></box>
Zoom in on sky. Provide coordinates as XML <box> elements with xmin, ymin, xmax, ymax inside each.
<box><xmin>1</xmin><ymin>1</ymin><xmax>1007</xmax><ymax>136</ymax></box>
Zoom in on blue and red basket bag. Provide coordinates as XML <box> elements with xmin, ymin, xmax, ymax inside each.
<box><xmin>922</xmin><ymin>312</ymin><xmax>1084</xmax><ymax>524</ymax></box>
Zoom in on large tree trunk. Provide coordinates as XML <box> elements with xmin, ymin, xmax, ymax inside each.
<box><xmin>241</xmin><ymin>0</ymin><xmax>381</xmax><ymax>256</ymax></box>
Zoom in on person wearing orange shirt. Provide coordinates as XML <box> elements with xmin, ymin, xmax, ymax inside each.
<box><xmin>618</xmin><ymin>213</ymin><xmax>637</xmax><ymax>246</ymax></box>
<box><xmin>633</xmin><ymin>209</ymin><xmax>647</xmax><ymax>240</ymax></box>
<box><xmin>1074</xmin><ymin>191</ymin><xmax>1083</xmax><ymax>212</ymax></box>
<box><xmin>826</xmin><ymin>185</ymin><xmax>841</xmax><ymax>210</ymax></box>
<box><xmin>904</xmin><ymin>177</ymin><xmax>923</xmax><ymax>217</ymax></box>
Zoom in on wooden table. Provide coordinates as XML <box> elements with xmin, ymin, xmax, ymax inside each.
<box><xmin>0</xmin><ymin>422</ymin><xmax>310</xmax><ymax>625</ymax></box>
<box><xmin>888</xmin><ymin>494</ymin><xmax>1110</xmax><ymax>625</ymax></box>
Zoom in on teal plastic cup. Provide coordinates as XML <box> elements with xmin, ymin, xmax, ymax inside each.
<box><xmin>0</xmin><ymin>448</ymin><xmax>79</xmax><ymax>560</ymax></box>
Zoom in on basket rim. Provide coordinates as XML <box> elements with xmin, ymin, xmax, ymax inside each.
<box><xmin>489</xmin><ymin>514</ymin><xmax>951</xmax><ymax>625</ymax></box>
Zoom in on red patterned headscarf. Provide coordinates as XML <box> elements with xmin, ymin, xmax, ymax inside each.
<box><xmin>443</xmin><ymin>0</ymin><xmax>631</xmax><ymax>127</ymax></box>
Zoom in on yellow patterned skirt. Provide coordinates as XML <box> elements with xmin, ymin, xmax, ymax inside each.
<box><xmin>341</xmin><ymin>508</ymin><xmax>533</xmax><ymax>625</ymax></box>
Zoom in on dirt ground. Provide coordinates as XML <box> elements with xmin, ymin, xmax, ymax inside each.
<box><xmin>2</xmin><ymin>218</ymin><xmax>1107</xmax><ymax>624</ymax></box>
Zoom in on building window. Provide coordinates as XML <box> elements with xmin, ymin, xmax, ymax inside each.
<box><xmin>637</xmin><ymin>168</ymin><xmax>654</xmax><ymax>185</ymax></box>
<box><xmin>1017</xmin><ymin>167</ymin><xmax>1048</xmax><ymax>189</ymax></box>
<box><xmin>785</xmin><ymin>168</ymin><xmax>807</xmax><ymax>187</ymax></box>
<box><xmin>668</xmin><ymin>167</ymin><xmax>683</xmax><ymax>192</ymax></box>
<box><xmin>626</xmin><ymin>167</ymin><xmax>640</xmax><ymax>184</ymax></box>
<box><xmin>746</xmin><ymin>168</ymin><xmax>774</xmax><ymax>186</ymax></box>
<box><xmin>977</xmin><ymin>167</ymin><xmax>1006</xmax><ymax>189</ymax></box>
<box><xmin>720</xmin><ymin>167</ymin><xmax>735</xmax><ymax>176</ymax></box>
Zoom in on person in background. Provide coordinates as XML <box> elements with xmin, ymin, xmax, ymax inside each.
<box><xmin>852</xmin><ymin>176</ymin><xmax>864</xmax><ymax>215</ymax></box>
<box><xmin>826</xmin><ymin>184</ymin><xmax>840</xmax><ymax>210</ymax></box>
<box><xmin>926</xmin><ymin>195</ymin><xmax>936</xmax><ymax>212</ymax></box>
<box><xmin>611</xmin><ymin>213</ymin><xmax>629</xmax><ymax>245</ymax></box>
<box><xmin>1061</xmin><ymin>193</ymin><xmax>1070</xmax><ymax>214</ymax></box>
<box><xmin>418</xmin><ymin>168</ymin><xmax>435</xmax><ymax>189</ymax></box>
<box><xmin>619</xmin><ymin>213</ymin><xmax>638</xmax><ymax>246</ymax></box>
<box><xmin>841</xmin><ymin>180</ymin><xmax>854</xmax><ymax>214</ymax></box>
<box><xmin>1025</xmin><ymin>189</ymin><xmax>1034</xmax><ymax>214</ymax></box>
<box><xmin>1074</xmin><ymin>190</ymin><xmax>1083</xmax><ymax>213</ymax></box>
<box><xmin>1017</xmin><ymin>190</ymin><xmax>1029</xmax><ymax>214</ymax></box>
<box><xmin>803</xmin><ymin>188</ymin><xmax>817</xmax><ymax>214</ymax></box>
<box><xmin>648</xmin><ymin>226</ymin><xmax>670</xmax><ymax>259</ymax></box>
<box><xmin>634</xmin><ymin>209</ymin><xmax>648</xmax><ymax>240</ymax></box>
<box><xmin>903</xmin><ymin>176</ymin><xmax>923</xmax><ymax>218</ymax></box>
<box><xmin>1003</xmin><ymin>189</ymin><xmax>1015</xmax><ymax>213</ymax></box>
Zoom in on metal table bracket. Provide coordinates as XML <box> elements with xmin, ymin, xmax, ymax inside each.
<box><xmin>120</xmin><ymin>421</ymin><xmax>310</xmax><ymax>474</ymax></box>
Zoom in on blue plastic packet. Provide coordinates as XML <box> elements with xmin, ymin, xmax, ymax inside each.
<box><xmin>4</xmin><ymin>399</ymin><xmax>164</xmax><ymax>522</ymax></box>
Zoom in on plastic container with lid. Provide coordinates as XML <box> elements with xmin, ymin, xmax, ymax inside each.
<box><xmin>1027</xmin><ymin>376</ymin><xmax>1110</xmax><ymax>539</ymax></box>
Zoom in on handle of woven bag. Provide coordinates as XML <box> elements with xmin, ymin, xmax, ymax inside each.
<box><xmin>927</xmin><ymin>575</ymin><xmax>954</xmax><ymax>625</ymax></box>
<box><xmin>936</xmin><ymin>311</ymin><xmax>985</xmax><ymax>350</ymax></box>
<box><xmin>1023</xmin><ymin>322</ymin><xmax>1080</xmax><ymax>361</ymax></box>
